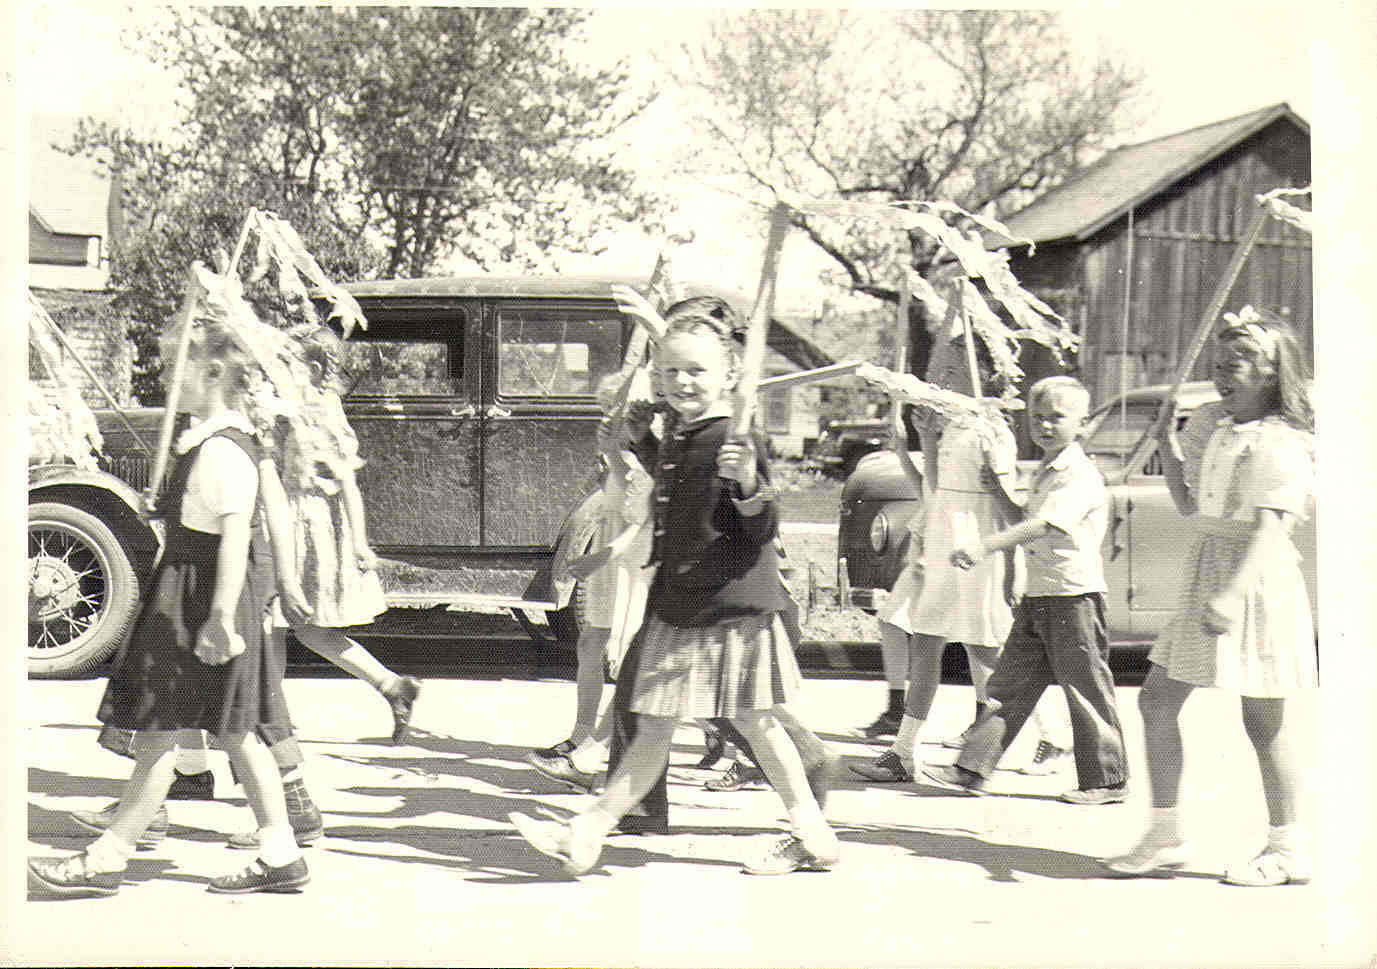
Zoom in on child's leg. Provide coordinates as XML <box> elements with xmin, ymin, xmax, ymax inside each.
<box><xmin>571</xmin><ymin>716</ymin><xmax>677</xmax><ymax>839</ymax></box>
<box><xmin>1240</xmin><ymin>696</ymin><xmax>1300</xmax><ymax>830</ymax></box>
<box><xmin>889</xmin><ymin>633</ymin><xmax>947</xmax><ymax>766</ymax></box>
<box><xmin>879</xmin><ymin>621</ymin><xmax>908</xmax><ymax>708</ymax></box>
<box><xmin>572</xmin><ymin>627</ymin><xmax>613</xmax><ymax>743</ymax></box>
<box><xmin>102</xmin><ymin>729</ymin><xmax>183</xmax><ymax>849</ymax></box>
<box><xmin>221</xmin><ymin>729</ymin><xmax>301</xmax><ymax>867</ymax></box>
<box><xmin>963</xmin><ymin>643</ymin><xmax>1000</xmax><ymax>708</ymax></box>
<box><xmin>1042</xmin><ymin>596</ymin><xmax>1128</xmax><ymax>791</ymax></box>
<box><xmin>293</xmin><ymin>624</ymin><xmax>397</xmax><ymax>694</ymax></box>
<box><xmin>730</xmin><ymin>709</ymin><xmax>837</xmax><ymax>858</ymax></box>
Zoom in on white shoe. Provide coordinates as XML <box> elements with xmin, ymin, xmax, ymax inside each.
<box><xmin>508</xmin><ymin>812</ymin><xmax>601</xmax><ymax>875</ymax></box>
<box><xmin>1105</xmin><ymin>839</ymin><xmax>1188</xmax><ymax>876</ymax></box>
<box><xmin>1016</xmin><ymin>740</ymin><xmax>1072</xmax><ymax>775</ymax></box>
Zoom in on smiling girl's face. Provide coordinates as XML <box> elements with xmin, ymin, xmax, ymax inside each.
<box><xmin>654</xmin><ymin>327</ymin><xmax>736</xmax><ymax>421</ymax></box>
<box><xmin>1213</xmin><ymin>335</ymin><xmax>1277</xmax><ymax>422</ymax></box>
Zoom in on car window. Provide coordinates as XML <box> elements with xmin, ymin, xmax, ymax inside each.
<box><xmin>341</xmin><ymin>339</ymin><xmax>460</xmax><ymax>397</ymax></box>
<box><xmin>496</xmin><ymin>304</ymin><xmax>622</xmax><ymax>399</ymax></box>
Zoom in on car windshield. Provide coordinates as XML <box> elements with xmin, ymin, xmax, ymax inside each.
<box><xmin>1083</xmin><ymin>401</ymin><xmax>1158</xmax><ymax>458</ymax></box>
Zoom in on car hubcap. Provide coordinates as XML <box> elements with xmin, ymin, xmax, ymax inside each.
<box><xmin>28</xmin><ymin>525</ymin><xmax>108</xmax><ymax>653</ymax></box>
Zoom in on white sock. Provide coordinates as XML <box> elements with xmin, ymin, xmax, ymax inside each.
<box><xmin>1267</xmin><ymin>822</ymin><xmax>1298</xmax><ymax>855</ymax></box>
<box><xmin>1148</xmin><ymin>806</ymin><xmax>1181</xmax><ymax>843</ymax></box>
<box><xmin>568</xmin><ymin>739</ymin><xmax>607</xmax><ymax>774</ymax></box>
<box><xmin>257</xmin><ymin>825</ymin><xmax>302</xmax><ymax>868</ymax></box>
<box><xmin>175</xmin><ymin>745</ymin><xmax>209</xmax><ymax>775</ymax></box>
<box><xmin>892</xmin><ymin>715</ymin><xmax>923</xmax><ymax>768</ymax></box>
<box><xmin>85</xmin><ymin>831</ymin><xmax>134</xmax><ymax>873</ymax></box>
<box><xmin>786</xmin><ymin>804</ymin><xmax>838</xmax><ymax>855</ymax></box>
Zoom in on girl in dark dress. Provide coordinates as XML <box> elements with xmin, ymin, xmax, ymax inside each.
<box><xmin>29</xmin><ymin>319</ymin><xmax>309</xmax><ymax>897</ymax></box>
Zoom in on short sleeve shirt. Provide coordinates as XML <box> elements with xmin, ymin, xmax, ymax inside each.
<box><xmin>179</xmin><ymin>418</ymin><xmax>260</xmax><ymax>534</ymax></box>
<box><xmin>1196</xmin><ymin>416</ymin><xmax>1314</xmax><ymax>523</ymax></box>
<box><xmin>1022</xmin><ymin>442</ymin><xmax>1108</xmax><ymax>596</ymax></box>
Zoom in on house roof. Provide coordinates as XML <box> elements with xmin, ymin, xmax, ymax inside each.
<box><xmin>29</xmin><ymin>147</ymin><xmax>110</xmax><ymax>238</ymax></box>
<box><xmin>994</xmin><ymin>103</ymin><xmax>1309</xmax><ymax>245</ymax></box>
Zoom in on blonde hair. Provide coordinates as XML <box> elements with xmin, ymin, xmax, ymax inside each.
<box><xmin>1216</xmin><ymin>308</ymin><xmax>1312</xmax><ymax>432</ymax></box>
<box><xmin>1028</xmin><ymin>375</ymin><xmax>1090</xmax><ymax>417</ymax></box>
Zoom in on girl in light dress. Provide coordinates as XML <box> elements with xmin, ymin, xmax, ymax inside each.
<box><xmin>1108</xmin><ymin>309</ymin><xmax>1316</xmax><ymax>885</ymax></box>
<box><xmin>852</xmin><ymin>331</ymin><xmax>1069</xmax><ymax>784</ymax></box>
<box><xmin>508</xmin><ymin>298</ymin><xmax>838</xmax><ymax>876</ymax></box>
<box><xmin>280</xmin><ymin>326</ymin><xmax>420</xmax><ymax>745</ymax></box>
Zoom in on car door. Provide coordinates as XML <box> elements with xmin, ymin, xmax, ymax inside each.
<box><xmin>479</xmin><ymin>298</ymin><xmax>626</xmax><ymax>547</ymax></box>
<box><xmin>340</xmin><ymin>306</ymin><xmax>482</xmax><ymax>552</ymax></box>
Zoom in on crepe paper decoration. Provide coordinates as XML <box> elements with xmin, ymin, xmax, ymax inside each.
<box><xmin>1257</xmin><ymin>186</ymin><xmax>1312</xmax><ymax>234</ymax></box>
<box><xmin>1126</xmin><ymin>199</ymin><xmax>1273</xmax><ymax>473</ymax></box>
<box><xmin>147</xmin><ymin>266</ymin><xmax>212</xmax><ymax>498</ymax></box>
<box><xmin>957</xmin><ymin>282</ymin><xmax>982</xmax><ymax>398</ymax></box>
<box><xmin>853</xmin><ymin>362</ymin><xmax>1006</xmax><ymax>431</ymax></box>
<box><xmin>731</xmin><ymin>202</ymin><xmax>793</xmax><ymax>439</ymax></box>
<box><xmin>757</xmin><ymin>361</ymin><xmax>863</xmax><ymax>391</ymax></box>
<box><xmin>244</xmin><ymin>209</ymin><xmax>369</xmax><ymax>338</ymax></box>
<box><xmin>28</xmin><ymin>297</ymin><xmax>105</xmax><ymax>470</ymax></box>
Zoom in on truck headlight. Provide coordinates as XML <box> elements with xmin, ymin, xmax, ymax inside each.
<box><xmin>869</xmin><ymin>511</ymin><xmax>889</xmax><ymax>553</ymax></box>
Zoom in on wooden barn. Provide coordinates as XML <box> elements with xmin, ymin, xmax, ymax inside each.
<box><xmin>991</xmin><ymin>102</ymin><xmax>1312</xmax><ymax>407</ymax></box>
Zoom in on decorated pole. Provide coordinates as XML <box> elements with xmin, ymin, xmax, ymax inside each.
<box><xmin>145</xmin><ymin>265</ymin><xmax>211</xmax><ymax>505</ymax></box>
<box><xmin>758</xmin><ymin>360</ymin><xmax>863</xmax><ymax>391</ymax></box>
<box><xmin>956</xmin><ymin>280</ymin><xmax>982</xmax><ymax>397</ymax></box>
<box><xmin>1125</xmin><ymin>199</ymin><xmax>1271</xmax><ymax>471</ymax></box>
<box><xmin>731</xmin><ymin>201</ymin><xmax>793</xmax><ymax>440</ymax></box>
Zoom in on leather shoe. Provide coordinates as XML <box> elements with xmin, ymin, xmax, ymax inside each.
<box><xmin>526</xmin><ymin>750</ymin><xmax>600</xmax><ymax>794</ymax></box>
<box><xmin>385</xmin><ymin>676</ymin><xmax>422</xmax><ymax>745</ymax></box>
<box><xmin>613</xmin><ymin>814</ymin><xmax>669</xmax><ymax>836</ymax></box>
<box><xmin>919</xmin><ymin>763</ymin><xmax>986</xmax><ymax>795</ymax></box>
<box><xmin>28</xmin><ymin>853</ymin><xmax>122</xmax><ymax>898</ymax></box>
<box><xmin>207</xmin><ymin>857</ymin><xmax>310</xmax><ymax>894</ymax></box>
<box><xmin>848</xmin><ymin>750</ymin><xmax>913</xmax><ymax>783</ymax></box>
<box><xmin>70</xmin><ymin>801</ymin><xmax>169</xmax><ymax>848</ymax></box>
<box><xmin>704</xmin><ymin>761</ymin><xmax>767</xmax><ymax>792</ymax></box>
<box><xmin>167</xmin><ymin>769</ymin><xmax>216</xmax><ymax>800</ymax></box>
<box><xmin>1059</xmin><ymin>784</ymin><xmax>1128</xmax><ymax>806</ymax></box>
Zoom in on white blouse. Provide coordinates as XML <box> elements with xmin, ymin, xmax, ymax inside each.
<box><xmin>176</xmin><ymin>413</ymin><xmax>259</xmax><ymax>534</ymax></box>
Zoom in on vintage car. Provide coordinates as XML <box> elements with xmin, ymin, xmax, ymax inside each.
<box><xmin>812</xmin><ymin>416</ymin><xmax>891</xmax><ymax>478</ymax></box>
<box><xmin>837</xmin><ymin>381</ymin><xmax>1319</xmax><ymax>645</ymax></box>
<box><xmin>26</xmin><ymin>274</ymin><xmax>745</xmax><ymax>678</ymax></box>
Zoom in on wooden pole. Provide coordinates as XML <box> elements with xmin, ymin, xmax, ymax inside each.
<box><xmin>145</xmin><ymin>265</ymin><xmax>210</xmax><ymax>504</ymax></box>
<box><xmin>40</xmin><ymin>314</ymin><xmax>153</xmax><ymax>456</ymax></box>
<box><xmin>1123</xmin><ymin>200</ymin><xmax>1270</xmax><ymax>471</ymax></box>
<box><xmin>957</xmin><ymin>280</ymin><xmax>981</xmax><ymax>398</ymax></box>
<box><xmin>731</xmin><ymin>202</ymin><xmax>792</xmax><ymax>440</ymax></box>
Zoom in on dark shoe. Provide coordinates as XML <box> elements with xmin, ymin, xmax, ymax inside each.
<box><xmin>920</xmin><ymin>763</ymin><xmax>986</xmax><ymax>795</ymax></box>
<box><xmin>384</xmin><ymin>676</ymin><xmax>422</xmax><ymax>745</ymax></box>
<box><xmin>858</xmin><ymin>710</ymin><xmax>902</xmax><ymax>740</ymax></box>
<box><xmin>70</xmin><ymin>801</ymin><xmax>169</xmax><ymax>848</ymax></box>
<box><xmin>207</xmin><ymin>857</ymin><xmax>310</xmax><ymax>894</ymax></box>
<box><xmin>805</xmin><ymin>750</ymin><xmax>843</xmax><ymax>811</ymax></box>
<box><xmin>28</xmin><ymin>853</ymin><xmax>123</xmax><ymax>898</ymax></box>
<box><xmin>1059</xmin><ymin>784</ymin><xmax>1129</xmax><ymax>806</ymax></box>
<box><xmin>526</xmin><ymin>750</ymin><xmax>600</xmax><ymax>795</ymax></box>
<box><xmin>848</xmin><ymin>750</ymin><xmax>913</xmax><ymax>783</ymax></box>
<box><xmin>741</xmin><ymin>835</ymin><xmax>838</xmax><ymax>875</ymax></box>
<box><xmin>613</xmin><ymin>814</ymin><xmax>669</xmax><ymax>836</ymax></box>
<box><xmin>695</xmin><ymin>724</ymin><xmax>727</xmax><ymax>768</ymax></box>
<box><xmin>704</xmin><ymin>761</ymin><xmax>767</xmax><ymax>792</ymax></box>
<box><xmin>167</xmin><ymin>769</ymin><xmax>216</xmax><ymax>800</ymax></box>
<box><xmin>532</xmin><ymin>738</ymin><xmax>576</xmax><ymax>759</ymax></box>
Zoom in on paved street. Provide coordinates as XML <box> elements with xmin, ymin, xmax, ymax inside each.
<box><xmin>13</xmin><ymin>671</ymin><xmax>1374</xmax><ymax>968</ymax></box>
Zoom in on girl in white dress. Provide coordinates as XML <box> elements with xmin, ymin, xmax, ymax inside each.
<box><xmin>1109</xmin><ymin>308</ymin><xmax>1316</xmax><ymax>885</ymax></box>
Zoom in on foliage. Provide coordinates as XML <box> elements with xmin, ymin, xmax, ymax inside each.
<box><xmin>61</xmin><ymin>7</ymin><xmax>660</xmax><ymax>401</ymax></box>
<box><xmin>673</xmin><ymin>10</ymin><xmax>1142</xmax><ymax>357</ymax></box>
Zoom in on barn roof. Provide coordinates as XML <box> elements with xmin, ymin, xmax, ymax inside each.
<box><xmin>995</xmin><ymin>102</ymin><xmax>1309</xmax><ymax>245</ymax></box>
<box><xmin>29</xmin><ymin>147</ymin><xmax>110</xmax><ymax>238</ymax></box>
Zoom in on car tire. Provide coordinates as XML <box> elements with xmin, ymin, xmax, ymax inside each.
<box><xmin>27</xmin><ymin>501</ymin><xmax>141</xmax><ymax>679</ymax></box>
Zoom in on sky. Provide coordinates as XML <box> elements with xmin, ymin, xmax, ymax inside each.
<box><xmin>16</xmin><ymin>3</ymin><xmax>1326</xmax><ymax>313</ymax></box>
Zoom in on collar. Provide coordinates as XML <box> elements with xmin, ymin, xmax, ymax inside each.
<box><xmin>676</xmin><ymin>403</ymin><xmax>732</xmax><ymax>431</ymax></box>
<box><xmin>174</xmin><ymin>411</ymin><xmax>256</xmax><ymax>455</ymax></box>
<box><xmin>1037</xmin><ymin>441</ymin><xmax>1084</xmax><ymax>474</ymax></box>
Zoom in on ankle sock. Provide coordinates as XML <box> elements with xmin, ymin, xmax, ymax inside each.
<box><xmin>1148</xmin><ymin>806</ymin><xmax>1181</xmax><ymax>843</ymax></box>
<box><xmin>257</xmin><ymin>825</ymin><xmax>302</xmax><ymax>868</ymax></box>
<box><xmin>572</xmin><ymin>807</ymin><xmax>617</xmax><ymax>844</ymax></box>
<box><xmin>1267</xmin><ymin>822</ymin><xmax>1297</xmax><ymax>855</ymax></box>
<box><xmin>86</xmin><ymin>831</ymin><xmax>133</xmax><ymax>873</ymax></box>
<box><xmin>569</xmin><ymin>739</ymin><xmax>607</xmax><ymax>774</ymax></box>
<box><xmin>892</xmin><ymin>715</ymin><xmax>922</xmax><ymax>769</ymax></box>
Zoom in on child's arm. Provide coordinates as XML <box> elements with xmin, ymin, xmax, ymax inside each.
<box><xmin>1202</xmin><ymin>508</ymin><xmax>1288</xmax><ymax>634</ymax></box>
<box><xmin>339</xmin><ymin>465</ymin><xmax>378</xmax><ymax>572</ymax></box>
<box><xmin>1156</xmin><ymin>407</ymin><xmax>1197</xmax><ymax>517</ymax></box>
<box><xmin>194</xmin><ymin>507</ymin><xmax>253</xmax><ymax>665</ymax></box>
<box><xmin>950</xmin><ymin>518</ymin><xmax>1052</xmax><ymax>570</ymax></box>
<box><xmin>257</xmin><ymin>455</ymin><xmax>313</xmax><ymax>627</ymax></box>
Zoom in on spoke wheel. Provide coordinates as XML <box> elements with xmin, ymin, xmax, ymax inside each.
<box><xmin>27</xmin><ymin>502</ymin><xmax>139</xmax><ymax>678</ymax></box>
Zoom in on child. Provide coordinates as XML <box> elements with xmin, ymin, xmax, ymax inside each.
<box><xmin>509</xmin><ymin>297</ymin><xmax>838</xmax><ymax>875</ymax></box>
<box><xmin>280</xmin><ymin>325</ymin><xmax>420</xmax><ymax>746</ymax></box>
<box><xmin>852</xmin><ymin>333</ymin><xmax>1063</xmax><ymax>782</ymax></box>
<box><xmin>29</xmin><ymin>319</ymin><xmax>309</xmax><ymax>897</ymax></box>
<box><xmin>923</xmin><ymin>375</ymin><xmax>1129</xmax><ymax>804</ymax></box>
<box><xmin>1108</xmin><ymin>310</ymin><xmax>1315</xmax><ymax>884</ymax></box>
<box><xmin>526</xmin><ymin>371</ymin><xmax>655</xmax><ymax>790</ymax></box>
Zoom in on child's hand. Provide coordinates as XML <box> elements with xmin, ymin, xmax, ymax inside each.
<box><xmin>1202</xmin><ymin>594</ymin><xmax>1238</xmax><ymax>635</ymax></box>
<box><xmin>355</xmin><ymin>544</ymin><xmax>378</xmax><ymax>573</ymax></box>
<box><xmin>979</xmin><ymin>464</ymin><xmax>1004</xmax><ymax>493</ymax></box>
<box><xmin>278</xmin><ymin>583</ymin><xmax>314</xmax><ymax>628</ymax></box>
<box><xmin>717</xmin><ymin>438</ymin><xmax>758</xmax><ymax>494</ymax></box>
<box><xmin>595</xmin><ymin>415</ymin><xmax>618</xmax><ymax>453</ymax></box>
<box><xmin>951</xmin><ymin>544</ymin><xmax>983</xmax><ymax>570</ymax></box>
<box><xmin>624</xmin><ymin>399</ymin><xmax>658</xmax><ymax>440</ymax></box>
<box><xmin>194</xmin><ymin>617</ymin><xmax>246</xmax><ymax>666</ymax></box>
<box><xmin>611</xmin><ymin>285</ymin><xmax>668</xmax><ymax>340</ymax></box>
